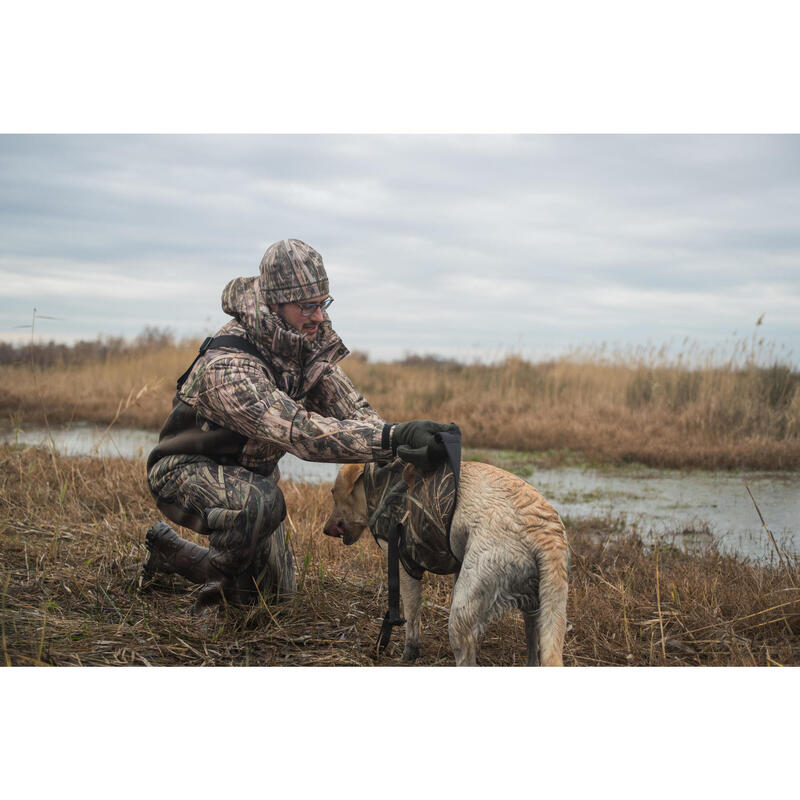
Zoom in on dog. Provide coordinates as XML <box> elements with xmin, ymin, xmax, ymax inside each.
<box><xmin>323</xmin><ymin>460</ymin><xmax>569</xmax><ymax>666</ymax></box>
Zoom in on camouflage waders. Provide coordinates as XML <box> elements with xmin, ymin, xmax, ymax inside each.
<box><xmin>147</xmin><ymin>454</ymin><xmax>295</xmax><ymax>603</ymax></box>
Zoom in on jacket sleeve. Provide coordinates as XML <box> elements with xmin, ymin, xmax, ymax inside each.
<box><xmin>306</xmin><ymin>363</ymin><xmax>386</xmax><ymax>425</ymax></box>
<box><xmin>184</xmin><ymin>354</ymin><xmax>393</xmax><ymax>463</ymax></box>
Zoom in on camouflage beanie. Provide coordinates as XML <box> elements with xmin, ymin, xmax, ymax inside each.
<box><xmin>259</xmin><ymin>239</ymin><xmax>329</xmax><ymax>304</ymax></box>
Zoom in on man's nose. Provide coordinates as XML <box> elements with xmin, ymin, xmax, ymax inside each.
<box><xmin>310</xmin><ymin>306</ymin><xmax>324</xmax><ymax>323</ymax></box>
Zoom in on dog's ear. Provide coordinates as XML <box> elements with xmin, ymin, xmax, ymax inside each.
<box><xmin>401</xmin><ymin>462</ymin><xmax>418</xmax><ymax>489</ymax></box>
<box><xmin>338</xmin><ymin>463</ymin><xmax>366</xmax><ymax>497</ymax></box>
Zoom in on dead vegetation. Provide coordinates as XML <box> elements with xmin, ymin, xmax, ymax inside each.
<box><xmin>1</xmin><ymin>445</ymin><xmax>797</xmax><ymax>666</ymax></box>
<box><xmin>1</xmin><ymin>333</ymin><xmax>798</xmax><ymax>470</ymax></box>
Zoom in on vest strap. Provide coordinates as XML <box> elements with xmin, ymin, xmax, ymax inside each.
<box><xmin>376</xmin><ymin>522</ymin><xmax>406</xmax><ymax>654</ymax></box>
<box><xmin>175</xmin><ymin>335</ymin><xmax>265</xmax><ymax>391</ymax></box>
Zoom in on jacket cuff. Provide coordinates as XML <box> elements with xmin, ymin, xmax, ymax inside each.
<box><xmin>374</xmin><ymin>423</ymin><xmax>395</xmax><ymax>461</ymax></box>
<box><xmin>381</xmin><ymin>423</ymin><xmax>393</xmax><ymax>452</ymax></box>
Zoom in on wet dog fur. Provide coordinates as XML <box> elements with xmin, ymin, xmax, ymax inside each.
<box><xmin>323</xmin><ymin>461</ymin><xmax>569</xmax><ymax>666</ymax></box>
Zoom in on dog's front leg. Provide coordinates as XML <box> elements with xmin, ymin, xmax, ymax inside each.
<box><xmin>399</xmin><ymin>567</ymin><xmax>422</xmax><ymax>661</ymax></box>
<box><xmin>377</xmin><ymin>539</ymin><xmax>423</xmax><ymax>661</ymax></box>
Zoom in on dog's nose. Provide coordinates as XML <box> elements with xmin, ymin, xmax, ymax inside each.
<box><xmin>323</xmin><ymin>522</ymin><xmax>345</xmax><ymax>538</ymax></box>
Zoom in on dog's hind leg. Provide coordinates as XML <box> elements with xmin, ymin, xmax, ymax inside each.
<box><xmin>448</xmin><ymin>553</ymin><xmax>498</xmax><ymax>666</ymax></box>
<box><xmin>448</xmin><ymin>591</ymin><xmax>481</xmax><ymax>665</ymax></box>
<box><xmin>524</xmin><ymin>611</ymin><xmax>540</xmax><ymax>666</ymax></box>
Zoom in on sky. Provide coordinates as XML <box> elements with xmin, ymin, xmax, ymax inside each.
<box><xmin>1</xmin><ymin>134</ymin><xmax>799</xmax><ymax>364</ymax></box>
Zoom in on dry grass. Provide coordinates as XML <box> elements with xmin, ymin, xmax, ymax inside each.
<box><xmin>0</xmin><ymin>341</ymin><xmax>197</xmax><ymax>431</ymax></box>
<box><xmin>2</xmin><ymin>444</ymin><xmax>797</xmax><ymax>666</ymax></box>
<box><xmin>343</xmin><ymin>352</ymin><xmax>800</xmax><ymax>470</ymax></box>
<box><xmin>1</xmin><ymin>336</ymin><xmax>798</xmax><ymax>470</ymax></box>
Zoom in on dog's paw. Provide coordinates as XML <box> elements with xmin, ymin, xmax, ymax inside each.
<box><xmin>401</xmin><ymin>643</ymin><xmax>420</xmax><ymax>662</ymax></box>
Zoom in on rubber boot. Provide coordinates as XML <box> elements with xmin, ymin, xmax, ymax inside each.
<box><xmin>144</xmin><ymin>521</ymin><xmax>216</xmax><ymax>583</ymax></box>
<box><xmin>144</xmin><ymin>522</ymin><xmax>241</xmax><ymax>612</ymax></box>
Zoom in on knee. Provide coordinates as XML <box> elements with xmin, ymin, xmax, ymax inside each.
<box><xmin>204</xmin><ymin>481</ymin><xmax>286</xmax><ymax>547</ymax></box>
<box><xmin>253</xmin><ymin>480</ymin><xmax>286</xmax><ymax>533</ymax></box>
<box><xmin>234</xmin><ymin>479</ymin><xmax>286</xmax><ymax>536</ymax></box>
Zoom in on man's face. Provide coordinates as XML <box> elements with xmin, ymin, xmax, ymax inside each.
<box><xmin>271</xmin><ymin>294</ymin><xmax>328</xmax><ymax>339</ymax></box>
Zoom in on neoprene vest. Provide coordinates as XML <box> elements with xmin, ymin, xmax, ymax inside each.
<box><xmin>363</xmin><ymin>452</ymin><xmax>461</xmax><ymax>580</ymax></box>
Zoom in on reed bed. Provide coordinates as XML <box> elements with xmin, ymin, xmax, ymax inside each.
<box><xmin>1</xmin><ymin>445</ymin><xmax>797</xmax><ymax>666</ymax></box>
<box><xmin>1</xmin><ymin>335</ymin><xmax>798</xmax><ymax>470</ymax></box>
<box><xmin>0</xmin><ymin>338</ymin><xmax>197</xmax><ymax>432</ymax></box>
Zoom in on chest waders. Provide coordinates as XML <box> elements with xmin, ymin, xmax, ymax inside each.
<box><xmin>145</xmin><ymin>335</ymin><xmax>295</xmax><ymax>610</ymax></box>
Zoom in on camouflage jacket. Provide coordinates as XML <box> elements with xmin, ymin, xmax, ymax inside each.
<box><xmin>148</xmin><ymin>276</ymin><xmax>393</xmax><ymax>476</ymax></box>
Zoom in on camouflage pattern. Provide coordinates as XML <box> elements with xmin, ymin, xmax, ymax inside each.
<box><xmin>147</xmin><ymin>253</ymin><xmax>389</xmax><ymax>589</ymax></box>
<box><xmin>147</xmin><ymin>453</ymin><xmax>295</xmax><ymax>597</ymax></box>
<box><xmin>363</xmin><ymin>458</ymin><xmax>461</xmax><ymax>580</ymax></box>
<box><xmin>363</xmin><ymin>459</ymin><xmax>411</xmax><ymax>566</ymax></box>
<box><xmin>402</xmin><ymin>459</ymin><xmax>460</xmax><ymax>574</ymax></box>
<box><xmin>161</xmin><ymin>275</ymin><xmax>392</xmax><ymax>475</ymax></box>
<box><xmin>259</xmin><ymin>239</ymin><xmax>329</xmax><ymax>304</ymax></box>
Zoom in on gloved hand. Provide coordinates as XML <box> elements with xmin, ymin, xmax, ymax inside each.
<box><xmin>391</xmin><ymin>420</ymin><xmax>460</xmax><ymax>472</ymax></box>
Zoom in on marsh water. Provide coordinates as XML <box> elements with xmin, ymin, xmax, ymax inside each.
<box><xmin>0</xmin><ymin>422</ymin><xmax>339</xmax><ymax>482</ymax></box>
<box><xmin>4</xmin><ymin>423</ymin><xmax>798</xmax><ymax>562</ymax></box>
<box><xmin>527</xmin><ymin>464</ymin><xmax>798</xmax><ymax>563</ymax></box>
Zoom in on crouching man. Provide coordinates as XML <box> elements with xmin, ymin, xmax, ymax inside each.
<box><xmin>143</xmin><ymin>238</ymin><xmax>452</xmax><ymax>615</ymax></box>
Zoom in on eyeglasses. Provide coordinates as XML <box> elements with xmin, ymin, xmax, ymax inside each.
<box><xmin>295</xmin><ymin>296</ymin><xmax>334</xmax><ymax>317</ymax></box>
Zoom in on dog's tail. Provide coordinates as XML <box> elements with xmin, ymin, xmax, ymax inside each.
<box><xmin>533</xmin><ymin>527</ymin><xmax>569</xmax><ymax>666</ymax></box>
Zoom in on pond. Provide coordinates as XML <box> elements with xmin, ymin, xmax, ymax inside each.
<box><xmin>526</xmin><ymin>463</ymin><xmax>799</xmax><ymax>564</ymax></box>
<box><xmin>1</xmin><ymin>422</ymin><xmax>339</xmax><ymax>482</ymax></box>
<box><xmin>3</xmin><ymin>423</ymin><xmax>798</xmax><ymax>562</ymax></box>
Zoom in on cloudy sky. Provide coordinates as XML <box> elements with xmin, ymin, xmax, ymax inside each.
<box><xmin>1</xmin><ymin>134</ymin><xmax>798</xmax><ymax>363</ymax></box>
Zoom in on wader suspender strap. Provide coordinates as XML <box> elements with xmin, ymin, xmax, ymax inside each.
<box><xmin>376</xmin><ymin>523</ymin><xmax>406</xmax><ymax>653</ymax></box>
<box><xmin>176</xmin><ymin>335</ymin><xmax>265</xmax><ymax>391</ymax></box>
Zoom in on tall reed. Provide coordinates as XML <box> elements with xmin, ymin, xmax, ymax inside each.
<box><xmin>1</xmin><ymin>334</ymin><xmax>797</xmax><ymax>469</ymax></box>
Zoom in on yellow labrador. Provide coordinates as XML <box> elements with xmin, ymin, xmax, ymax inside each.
<box><xmin>323</xmin><ymin>461</ymin><xmax>569</xmax><ymax>666</ymax></box>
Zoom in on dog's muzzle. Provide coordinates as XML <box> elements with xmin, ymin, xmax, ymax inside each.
<box><xmin>323</xmin><ymin>523</ymin><xmax>345</xmax><ymax>539</ymax></box>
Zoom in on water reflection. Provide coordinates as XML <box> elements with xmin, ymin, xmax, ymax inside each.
<box><xmin>528</xmin><ymin>464</ymin><xmax>799</xmax><ymax>562</ymax></box>
<box><xmin>0</xmin><ymin>423</ymin><xmax>338</xmax><ymax>482</ymax></box>
<box><xmin>3</xmin><ymin>423</ymin><xmax>797</xmax><ymax>561</ymax></box>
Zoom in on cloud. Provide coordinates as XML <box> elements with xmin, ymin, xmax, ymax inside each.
<box><xmin>0</xmin><ymin>258</ymin><xmax>213</xmax><ymax>301</ymax></box>
<box><xmin>1</xmin><ymin>135</ymin><xmax>799</xmax><ymax>361</ymax></box>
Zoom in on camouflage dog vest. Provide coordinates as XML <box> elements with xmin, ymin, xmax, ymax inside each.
<box><xmin>363</xmin><ymin>432</ymin><xmax>462</xmax><ymax>580</ymax></box>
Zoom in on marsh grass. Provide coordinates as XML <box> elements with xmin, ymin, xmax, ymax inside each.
<box><xmin>1</xmin><ymin>334</ymin><xmax>798</xmax><ymax>469</ymax></box>
<box><xmin>0</xmin><ymin>340</ymin><xmax>197</xmax><ymax>430</ymax></box>
<box><xmin>1</xmin><ymin>445</ymin><xmax>797</xmax><ymax>666</ymax></box>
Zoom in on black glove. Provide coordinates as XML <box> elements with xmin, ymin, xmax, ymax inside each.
<box><xmin>391</xmin><ymin>420</ymin><xmax>460</xmax><ymax>472</ymax></box>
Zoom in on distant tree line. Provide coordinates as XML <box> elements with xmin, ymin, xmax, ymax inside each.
<box><xmin>0</xmin><ymin>326</ymin><xmax>180</xmax><ymax>367</ymax></box>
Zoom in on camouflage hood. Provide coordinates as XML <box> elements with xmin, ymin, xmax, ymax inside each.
<box><xmin>221</xmin><ymin>275</ymin><xmax>348</xmax><ymax>368</ymax></box>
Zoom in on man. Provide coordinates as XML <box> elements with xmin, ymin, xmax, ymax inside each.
<box><xmin>144</xmin><ymin>238</ymin><xmax>453</xmax><ymax>614</ymax></box>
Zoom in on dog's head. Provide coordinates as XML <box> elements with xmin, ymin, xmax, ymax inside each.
<box><xmin>322</xmin><ymin>463</ymin><xmax>369</xmax><ymax>545</ymax></box>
